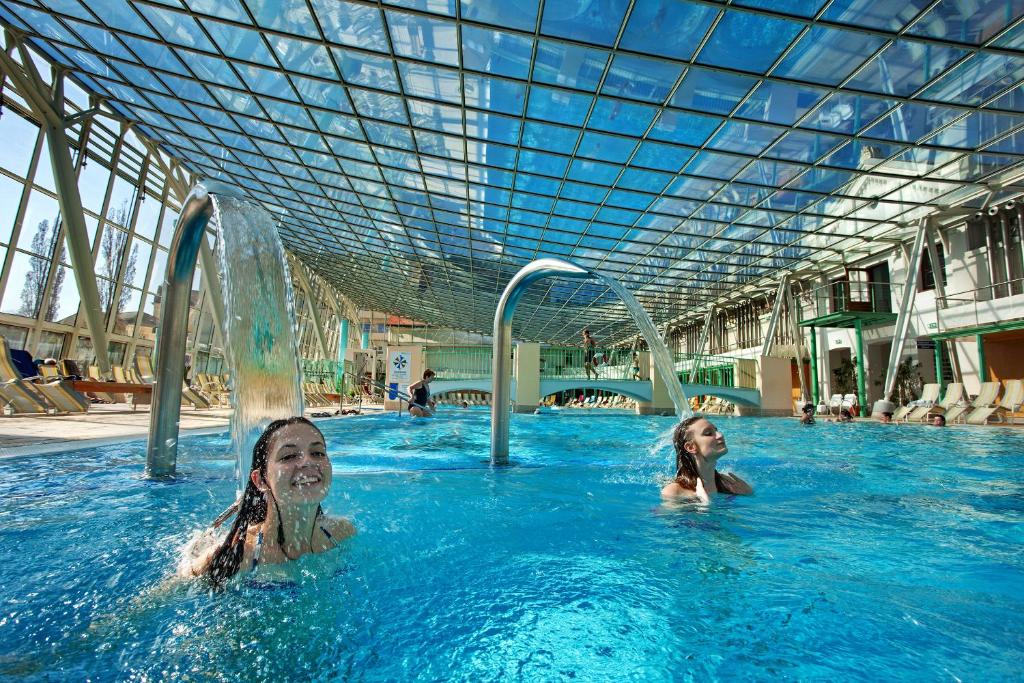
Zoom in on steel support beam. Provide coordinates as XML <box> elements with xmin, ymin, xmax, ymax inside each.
<box><xmin>934</xmin><ymin>340</ymin><xmax>945</xmax><ymax>394</ymax></box>
<box><xmin>809</xmin><ymin>325</ymin><xmax>819</xmax><ymax>406</ymax></box>
<box><xmin>977</xmin><ymin>334</ymin><xmax>987</xmax><ymax>383</ymax></box>
<box><xmin>854</xmin><ymin>319</ymin><xmax>867</xmax><ymax>412</ymax></box>
<box><xmin>882</xmin><ymin>219</ymin><xmax>928</xmax><ymax>402</ymax></box>
<box><xmin>783</xmin><ymin>280</ymin><xmax>808</xmax><ymax>403</ymax></box>
<box><xmin>289</xmin><ymin>254</ymin><xmax>331</xmax><ymax>360</ymax></box>
<box><xmin>688</xmin><ymin>305</ymin><xmax>716</xmax><ymax>383</ymax></box>
<box><xmin>760</xmin><ymin>276</ymin><xmax>788</xmax><ymax>358</ymax></box>
<box><xmin>0</xmin><ymin>45</ymin><xmax>113</xmax><ymax>375</ymax></box>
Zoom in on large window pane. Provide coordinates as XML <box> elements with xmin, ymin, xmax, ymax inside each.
<box><xmin>76</xmin><ymin>161</ymin><xmax>110</xmax><ymax>215</ymax></box>
<box><xmin>0</xmin><ymin>175</ymin><xmax>24</xmax><ymax>247</ymax></box>
<box><xmin>126</xmin><ymin>238</ymin><xmax>152</xmax><ymax>289</ymax></box>
<box><xmin>107</xmin><ymin>341</ymin><xmax>127</xmax><ymax>367</ymax></box>
<box><xmin>1</xmin><ymin>250</ymin><xmax>50</xmax><ymax>318</ymax></box>
<box><xmin>0</xmin><ymin>322</ymin><xmax>29</xmax><ymax>349</ymax></box>
<box><xmin>139</xmin><ymin>293</ymin><xmax>157</xmax><ymax>341</ymax></box>
<box><xmin>35</xmin><ymin>330</ymin><xmax>66</xmax><ymax>359</ymax></box>
<box><xmin>16</xmin><ymin>191</ymin><xmax>61</xmax><ymax>255</ymax></box>
<box><xmin>149</xmin><ymin>248</ymin><xmax>168</xmax><ymax>293</ymax></box>
<box><xmin>74</xmin><ymin>336</ymin><xmax>94</xmax><ymax>366</ymax></box>
<box><xmin>134</xmin><ymin>194</ymin><xmax>162</xmax><ymax>241</ymax></box>
<box><xmin>0</xmin><ymin>112</ymin><xmax>39</xmax><ymax>178</ymax></box>
<box><xmin>46</xmin><ymin>264</ymin><xmax>79</xmax><ymax>324</ymax></box>
<box><xmin>106</xmin><ymin>177</ymin><xmax>136</xmax><ymax>226</ymax></box>
<box><xmin>114</xmin><ymin>285</ymin><xmax>142</xmax><ymax>335</ymax></box>
<box><xmin>159</xmin><ymin>209</ymin><xmax>177</xmax><ymax>247</ymax></box>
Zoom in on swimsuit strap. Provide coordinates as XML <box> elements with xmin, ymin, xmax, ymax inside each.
<box><xmin>320</xmin><ymin>524</ymin><xmax>339</xmax><ymax>549</ymax></box>
<box><xmin>252</xmin><ymin>529</ymin><xmax>264</xmax><ymax>569</ymax></box>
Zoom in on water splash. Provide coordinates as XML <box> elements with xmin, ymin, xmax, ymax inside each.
<box><xmin>593</xmin><ymin>274</ymin><xmax>691</xmax><ymax>419</ymax></box>
<box><xmin>213</xmin><ymin>196</ymin><xmax>305</xmax><ymax>493</ymax></box>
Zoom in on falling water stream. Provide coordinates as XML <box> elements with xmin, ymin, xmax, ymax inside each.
<box><xmin>594</xmin><ymin>274</ymin><xmax>691</xmax><ymax>418</ymax></box>
<box><xmin>212</xmin><ymin>196</ymin><xmax>305</xmax><ymax>492</ymax></box>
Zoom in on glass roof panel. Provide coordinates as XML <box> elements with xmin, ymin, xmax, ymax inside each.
<box><xmin>618</xmin><ymin>0</ymin><xmax>717</xmax><ymax>60</ymax></box>
<box><xmin>532</xmin><ymin>40</ymin><xmax>608</xmax><ymax>91</ymax></box>
<box><xmin>908</xmin><ymin>0</ymin><xmax>1024</xmax><ymax>45</ymax></box>
<box><xmin>526</xmin><ymin>86</ymin><xmax>593</xmax><ymax>126</ymax></box>
<box><xmin>697</xmin><ymin>10</ymin><xmax>803</xmax><ymax>73</ymax></box>
<box><xmin>461</xmin><ymin>25</ymin><xmax>533</xmax><ymax>79</ymax></box>
<box><xmin>386</xmin><ymin>10</ymin><xmax>460</xmax><ymax>66</ymax></box>
<box><xmin>773</xmin><ymin>26</ymin><xmax>887</xmax><ymax>86</ymax></box>
<box><xmin>245</xmin><ymin>0</ymin><xmax>320</xmax><ymax>38</ymax></box>
<box><xmin>671</xmin><ymin>66</ymin><xmax>757</xmax><ymax>116</ymax></box>
<box><xmin>460</xmin><ymin>0</ymin><xmax>538</xmax><ymax>32</ymax></box>
<box><xmin>540</xmin><ymin>0</ymin><xmax>630</xmax><ymax>47</ymax></box>
<box><xmin>602</xmin><ymin>54</ymin><xmax>683</xmax><ymax>104</ymax></box>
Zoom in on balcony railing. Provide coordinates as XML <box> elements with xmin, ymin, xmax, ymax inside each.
<box><xmin>799</xmin><ymin>280</ymin><xmax>897</xmax><ymax>321</ymax></box>
<box><xmin>672</xmin><ymin>352</ymin><xmax>742</xmax><ymax>387</ymax></box>
<box><xmin>300</xmin><ymin>359</ymin><xmax>351</xmax><ymax>391</ymax></box>
<box><xmin>424</xmin><ymin>345</ymin><xmax>493</xmax><ymax>380</ymax></box>
<box><xmin>539</xmin><ymin>346</ymin><xmax>635</xmax><ymax>380</ymax></box>
<box><xmin>934</xmin><ymin>279</ymin><xmax>1024</xmax><ymax>334</ymax></box>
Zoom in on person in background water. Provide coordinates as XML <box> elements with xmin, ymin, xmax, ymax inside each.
<box><xmin>582</xmin><ymin>329</ymin><xmax>598</xmax><ymax>380</ymax></box>
<box><xmin>183</xmin><ymin>417</ymin><xmax>355</xmax><ymax>587</ymax></box>
<box><xmin>408</xmin><ymin>369</ymin><xmax>436</xmax><ymax>417</ymax></box>
<box><xmin>879</xmin><ymin>411</ymin><xmax>894</xmax><ymax>424</ymax></box>
<box><xmin>799</xmin><ymin>403</ymin><xmax>815</xmax><ymax>425</ymax></box>
<box><xmin>932</xmin><ymin>414</ymin><xmax>946</xmax><ymax>427</ymax></box>
<box><xmin>661</xmin><ymin>416</ymin><xmax>752</xmax><ymax>503</ymax></box>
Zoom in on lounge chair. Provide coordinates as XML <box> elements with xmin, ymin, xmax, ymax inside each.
<box><xmin>908</xmin><ymin>382</ymin><xmax>963</xmax><ymax>422</ymax></box>
<box><xmin>182</xmin><ymin>382</ymin><xmax>212</xmax><ymax>409</ymax></box>
<box><xmin>967</xmin><ymin>379</ymin><xmax>1023</xmax><ymax>425</ymax></box>
<box><xmin>136</xmin><ymin>355</ymin><xmax>156</xmax><ymax>384</ymax></box>
<box><xmin>87</xmin><ymin>365</ymin><xmax>124</xmax><ymax>404</ymax></box>
<box><xmin>841</xmin><ymin>394</ymin><xmax>858</xmax><ymax>414</ymax></box>
<box><xmin>946</xmin><ymin>382</ymin><xmax>1000</xmax><ymax>424</ymax></box>
<box><xmin>894</xmin><ymin>383</ymin><xmax>939</xmax><ymax>422</ymax></box>
<box><xmin>826</xmin><ymin>394</ymin><xmax>843</xmax><ymax>416</ymax></box>
<box><xmin>0</xmin><ymin>337</ymin><xmax>85</xmax><ymax>414</ymax></box>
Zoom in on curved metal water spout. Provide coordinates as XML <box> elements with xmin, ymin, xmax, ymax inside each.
<box><xmin>490</xmin><ymin>258</ymin><xmax>589</xmax><ymax>466</ymax></box>
<box><xmin>145</xmin><ymin>185</ymin><xmax>215</xmax><ymax>478</ymax></box>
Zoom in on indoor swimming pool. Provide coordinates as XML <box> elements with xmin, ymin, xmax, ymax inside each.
<box><xmin>1</xmin><ymin>412</ymin><xmax>1022</xmax><ymax>680</ymax></box>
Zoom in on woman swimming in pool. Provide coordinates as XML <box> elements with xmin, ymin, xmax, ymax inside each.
<box><xmin>661</xmin><ymin>416</ymin><xmax>753</xmax><ymax>502</ymax></box>
<box><xmin>184</xmin><ymin>417</ymin><xmax>355</xmax><ymax>586</ymax></box>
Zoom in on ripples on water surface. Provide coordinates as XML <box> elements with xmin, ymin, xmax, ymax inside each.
<box><xmin>1</xmin><ymin>412</ymin><xmax>1022</xmax><ymax>681</ymax></box>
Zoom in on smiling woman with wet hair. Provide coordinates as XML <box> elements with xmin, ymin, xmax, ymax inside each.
<box><xmin>184</xmin><ymin>417</ymin><xmax>355</xmax><ymax>587</ymax></box>
<box><xmin>661</xmin><ymin>416</ymin><xmax>753</xmax><ymax>503</ymax></box>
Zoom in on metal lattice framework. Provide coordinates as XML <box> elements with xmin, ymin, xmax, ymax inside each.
<box><xmin>3</xmin><ymin>0</ymin><xmax>1024</xmax><ymax>344</ymax></box>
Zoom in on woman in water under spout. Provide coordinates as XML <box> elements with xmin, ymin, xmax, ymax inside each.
<box><xmin>661</xmin><ymin>416</ymin><xmax>753</xmax><ymax>503</ymax></box>
<box><xmin>183</xmin><ymin>417</ymin><xmax>355</xmax><ymax>587</ymax></box>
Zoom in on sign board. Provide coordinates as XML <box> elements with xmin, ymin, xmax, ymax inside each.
<box><xmin>388</xmin><ymin>351</ymin><xmax>411</xmax><ymax>382</ymax></box>
<box><xmin>917</xmin><ymin>340</ymin><xmax>936</xmax><ymax>350</ymax></box>
<box><xmin>927</xmin><ymin>322</ymin><xmax>938</xmax><ymax>329</ymax></box>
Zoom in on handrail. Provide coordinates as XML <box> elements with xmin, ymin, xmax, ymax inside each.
<box><xmin>145</xmin><ymin>185</ymin><xmax>215</xmax><ymax>478</ymax></box>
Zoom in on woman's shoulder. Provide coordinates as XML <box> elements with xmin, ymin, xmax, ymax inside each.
<box><xmin>660</xmin><ymin>481</ymin><xmax>694</xmax><ymax>499</ymax></box>
<box><xmin>321</xmin><ymin>515</ymin><xmax>356</xmax><ymax>542</ymax></box>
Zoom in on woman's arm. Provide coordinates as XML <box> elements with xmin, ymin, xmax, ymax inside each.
<box><xmin>324</xmin><ymin>516</ymin><xmax>357</xmax><ymax>543</ymax></box>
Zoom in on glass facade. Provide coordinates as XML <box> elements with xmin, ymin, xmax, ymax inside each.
<box><xmin>0</xmin><ymin>46</ymin><xmax>349</xmax><ymax>370</ymax></box>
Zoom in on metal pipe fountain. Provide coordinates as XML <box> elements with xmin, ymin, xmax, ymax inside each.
<box><xmin>489</xmin><ymin>258</ymin><xmax>691</xmax><ymax>466</ymax></box>
<box><xmin>145</xmin><ymin>185</ymin><xmax>215</xmax><ymax>478</ymax></box>
<box><xmin>490</xmin><ymin>259</ymin><xmax>589</xmax><ymax>466</ymax></box>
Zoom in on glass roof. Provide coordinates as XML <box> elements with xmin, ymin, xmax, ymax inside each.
<box><xmin>4</xmin><ymin>0</ymin><xmax>1024</xmax><ymax>343</ymax></box>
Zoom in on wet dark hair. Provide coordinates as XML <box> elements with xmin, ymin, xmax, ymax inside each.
<box><xmin>934</xmin><ymin>414</ymin><xmax>946</xmax><ymax>425</ymax></box>
<box><xmin>204</xmin><ymin>416</ymin><xmax>324</xmax><ymax>588</ymax></box>
<box><xmin>423</xmin><ymin>369</ymin><xmax>436</xmax><ymax>379</ymax></box>
<box><xmin>672</xmin><ymin>416</ymin><xmax>729</xmax><ymax>492</ymax></box>
<box><xmin>802</xmin><ymin>403</ymin><xmax>815</xmax><ymax>414</ymax></box>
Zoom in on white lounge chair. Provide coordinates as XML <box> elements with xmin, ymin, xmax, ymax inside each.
<box><xmin>909</xmin><ymin>382</ymin><xmax>963</xmax><ymax>422</ymax></box>
<box><xmin>947</xmin><ymin>382</ymin><xmax>1000</xmax><ymax>424</ymax></box>
<box><xmin>967</xmin><ymin>379</ymin><xmax>1023</xmax><ymax>425</ymax></box>
<box><xmin>894</xmin><ymin>383</ymin><xmax>939</xmax><ymax>422</ymax></box>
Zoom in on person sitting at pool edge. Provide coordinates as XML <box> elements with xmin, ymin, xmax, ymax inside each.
<box><xmin>661</xmin><ymin>416</ymin><xmax>752</xmax><ymax>502</ymax></box>
<box><xmin>184</xmin><ymin>417</ymin><xmax>355</xmax><ymax>587</ymax></box>
<box><xmin>932</xmin><ymin>414</ymin><xmax>946</xmax><ymax>427</ymax></box>
<box><xmin>408</xmin><ymin>369</ymin><xmax>436</xmax><ymax>417</ymax></box>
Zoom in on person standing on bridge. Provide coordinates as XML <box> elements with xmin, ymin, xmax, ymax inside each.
<box><xmin>582</xmin><ymin>329</ymin><xmax>598</xmax><ymax>380</ymax></box>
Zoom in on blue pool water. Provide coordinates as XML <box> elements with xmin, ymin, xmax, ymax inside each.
<box><xmin>1</xmin><ymin>412</ymin><xmax>1023</xmax><ymax>681</ymax></box>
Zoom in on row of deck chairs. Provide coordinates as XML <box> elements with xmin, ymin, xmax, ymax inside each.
<box><xmin>565</xmin><ymin>395</ymin><xmax>634</xmax><ymax>408</ymax></box>
<box><xmin>304</xmin><ymin>381</ymin><xmax>339</xmax><ymax>408</ymax></box>
<box><xmin>818</xmin><ymin>394</ymin><xmax>860</xmax><ymax>415</ymax></box>
<box><xmin>435</xmin><ymin>392</ymin><xmax>491</xmax><ymax>406</ymax></box>
<box><xmin>893</xmin><ymin>380</ymin><xmax>1024</xmax><ymax>424</ymax></box>
<box><xmin>0</xmin><ymin>336</ymin><xmax>90</xmax><ymax>414</ymax></box>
